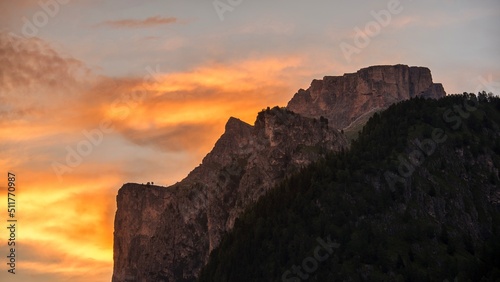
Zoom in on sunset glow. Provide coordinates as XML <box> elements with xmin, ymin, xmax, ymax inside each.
<box><xmin>1</xmin><ymin>1</ymin><xmax>499</xmax><ymax>281</ymax></box>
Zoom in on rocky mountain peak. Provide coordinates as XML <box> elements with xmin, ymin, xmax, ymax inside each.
<box><xmin>225</xmin><ymin>116</ymin><xmax>251</xmax><ymax>132</ymax></box>
<box><xmin>287</xmin><ymin>64</ymin><xmax>446</xmax><ymax>129</ymax></box>
<box><xmin>113</xmin><ymin>65</ymin><xmax>447</xmax><ymax>282</ymax></box>
<box><xmin>113</xmin><ymin>107</ymin><xmax>347</xmax><ymax>282</ymax></box>
<box><xmin>197</xmin><ymin>117</ymin><xmax>253</xmax><ymax>168</ymax></box>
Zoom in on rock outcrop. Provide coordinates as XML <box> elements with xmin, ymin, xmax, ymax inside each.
<box><xmin>112</xmin><ymin>108</ymin><xmax>348</xmax><ymax>282</ymax></box>
<box><xmin>287</xmin><ymin>65</ymin><xmax>446</xmax><ymax>129</ymax></box>
<box><xmin>113</xmin><ymin>65</ymin><xmax>447</xmax><ymax>282</ymax></box>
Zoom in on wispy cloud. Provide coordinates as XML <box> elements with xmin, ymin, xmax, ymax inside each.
<box><xmin>95</xmin><ymin>16</ymin><xmax>179</xmax><ymax>28</ymax></box>
<box><xmin>0</xmin><ymin>33</ymin><xmax>89</xmax><ymax>93</ymax></box>
<box><xmin>0</xmin><ymin>33</ymin><xmax>311</xmax><ymax>282</ymax></box>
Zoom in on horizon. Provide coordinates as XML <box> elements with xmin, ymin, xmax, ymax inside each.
<box><xmin>1</xmin><ymin>1</ymin><xmax>500</xmax><ymax>281</ymax></box>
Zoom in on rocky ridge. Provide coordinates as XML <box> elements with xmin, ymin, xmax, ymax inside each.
<box><xmin>113</xmin><ymin>108</ymin><xmax>347</xmax><ymax>282</ymax></box>
<box><xmin>113</xmin><ymin>65</ymin><xmax>446</xmax><ymax>281</ymax></box>
<box><xmin>287</xmin><ymin>64</ymin><xmax>445</xmax><ymax>129</ymax></box>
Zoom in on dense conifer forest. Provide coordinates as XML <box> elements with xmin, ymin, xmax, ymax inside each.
<box><xmin>199</xmin><ymin>93</ymin><xmax>500</xmax><ymax>282</ymax></box>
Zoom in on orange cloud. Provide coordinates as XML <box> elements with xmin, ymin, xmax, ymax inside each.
<box><xmin>0</xmin><ymin>170</ymin><xmax>116</xmax><ymax>282</ymax></box>
<box><xmin>98</xmin><ymin>56</ymin><xmax>303</xmax><ymax>156</ymax></box>
<box><xmin>0</xmin><ymin>32</ymin><xmax>315</xmax><ymax>282</ymax></box>
<box><xmin>95</xmin><ymin>16</ymin><xmax>179</xmax><ymax>28</ymax></box>
<box><xmin>0</xmin><ymin>33</ymin><xmax>90</xmax><ymax>93</ymax></box>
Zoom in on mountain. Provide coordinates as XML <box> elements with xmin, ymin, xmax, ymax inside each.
<box><xmin>113</xmin><ymin>108</ymin><xmax>347</xmax><ymax>282</ymax></box>
<box><xmin>199</xmin><ymin>94</ymin><xmax>500</xmax><ymax>281</ymax></box>
<box><xmin>112</xmin><ymin>65</ymin><xmax>446</xmax><ymax>282</ymax></box>
<box><xmin>287</xmin><ymin>65</ymin><xmax>445</xmax><ymax>129</ymax></box>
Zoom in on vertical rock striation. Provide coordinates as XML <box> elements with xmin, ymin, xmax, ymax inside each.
<box><xmin>113</xmin><ymin>108</ymin><xmax>347</xmax><ymax>282</ymax></box>
<box><xmin>287</xmin><ymin>65</ymin><xmax>446</xmax><ymax>129</ymax></box>
<box><xmin>113</xmin><ymin>65</ymin><xmax>446</xmax><ymax>281</ymax></box>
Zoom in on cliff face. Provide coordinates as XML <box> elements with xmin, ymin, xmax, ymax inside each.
<box><xmin>198</xmin><ymin>94</ymin><xmax>500</xmax><ymax>281</ymax></box>
<box><xmin>112</xmin><ymin>107</ymin><xmax>348</xmax><ymax>282</ymax></box>
<box><xmin>287</xmin><ymin>65</ymin><xmax>446</xmax><ymax>129</ymax></box>
<box><xmin>113</xmin><ymin>65</ymin><xmax>447</xmax><ymax>282</ymax></box>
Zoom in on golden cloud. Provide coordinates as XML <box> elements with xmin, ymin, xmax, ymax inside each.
<box><xmin>95</xmin><ymin>16</ymin><xmax>179</xmax><ymax>28</ymax></box>
<box><xmin>0</xmin><ymin>32</ymin><xmax>312</xmax><ymax>282</ymax></box>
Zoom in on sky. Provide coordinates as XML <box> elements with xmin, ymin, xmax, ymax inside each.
<box><xmin>0</xmin><ymin>0</ymin><xmax>499</xmax><ymax>281</ymax></box>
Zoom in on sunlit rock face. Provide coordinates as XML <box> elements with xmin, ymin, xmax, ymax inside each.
<box><xmin>112</xmin><ymin>64</ymin><xmax>446</xmax><ymax>282</ymax></box>
<box><xmin>287</xmin><ymin>65</ymin><xmax>446</xmax><ymax>129</ymax></box>
<box><xmin>113</xmin><ymin>108</ymin><xmax>347</xmax><ymax>282</ymax></box>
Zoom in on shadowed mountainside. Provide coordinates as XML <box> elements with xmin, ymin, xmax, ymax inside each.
<box><xmin>113</xmin><ymin>108</ymin><xmax>347</xmax><ymax>281</ymax></box>
<box><xmin>200</xmin><ymin>94</ymin><xmax>500</xmax><ymax>281</ymax></box>
<box><xmin>113</xmin><ymin>65</ymin><xmax>447</xmax><ymax>282</ymax></box>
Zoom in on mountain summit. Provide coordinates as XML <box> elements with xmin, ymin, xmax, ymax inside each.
<box><xmin>112</xmin><ymin>65</ymin><xmax>446</xmax><ymax>282</ymax></box>
<box><xmin>287</xmin><ymin>65</ymin><xmax>445</xmax><ymax>129</ymax></box>
<box><xmin>113</xmin><ymin>108</ymin><xmax>347</xmax><ymax>282</ymax></box>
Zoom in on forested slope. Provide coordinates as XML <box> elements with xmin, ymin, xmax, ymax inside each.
<box><xmin>199</xmin><ymin>93</ymin><xmax>500</xmax><ymax>282</ymax></box>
